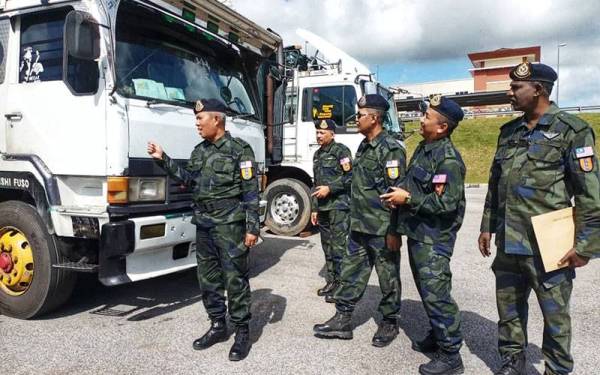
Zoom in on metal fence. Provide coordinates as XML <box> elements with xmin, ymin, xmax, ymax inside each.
<box><xmin>400</xmin><ymin>105</ymin><xmax>600</xmax><ymax>122</ymax></box>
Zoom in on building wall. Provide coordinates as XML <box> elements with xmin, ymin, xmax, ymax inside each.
<box><xmin>473</xmin><ymin>67</ymin><xmax>512</xmax><ymax>91</ymax></box>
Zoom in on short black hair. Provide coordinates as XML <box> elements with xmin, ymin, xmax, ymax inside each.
<box><xmin>535</xmin><ymin>81</ymin><xmax>554</xmax><ymax>97</ymax></box>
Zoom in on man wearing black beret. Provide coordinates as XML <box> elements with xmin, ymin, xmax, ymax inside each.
<box><xmin>310</xmin><ymin>119</ymin><xmax>353</xmax><ymax>303</ymax></box>
<box><xmin>148</xmin><ymin>98</ymin><xmax>259</xmax><ymax>361</ymax></box>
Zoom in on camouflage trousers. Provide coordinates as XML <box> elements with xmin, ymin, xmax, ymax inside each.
<box><xmin>195</xmin><ymin>221</ymin><xmax>251</xmax><ymax>326</ymax></box>
<box><xmin>317</xmin><ymin>209</ymin><xmax>350</xmax><ymax>283</ymax></box>
<box><xmin>334</xmin><ymin>231</ymin><xmax>401</xmax><ymax>319</ymax></box>
<box><xmin>408</xmin><ymin>238</ymin><xmax>462</xmax><ymax>353</ymax></box>
<box><xmin>493</xmin><ymin>250</ymin><xmax>574</xmax><ymax>374</ymax></box>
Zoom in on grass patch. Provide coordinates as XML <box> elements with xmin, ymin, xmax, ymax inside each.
<box><xmin>403</xmin><ymin>113</ymin><xmax>600</xmax><ymax>183</ymax></box>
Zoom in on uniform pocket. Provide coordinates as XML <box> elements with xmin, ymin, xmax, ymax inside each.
<box><xmin>540</xmin><ymin>267</ymin><xmax>574</xmax><ymax>291</ymax></box>
<box><xmin>212</xmin><ymin>157</ymin><xmax>235</xmax><ymax>174</ymax></box>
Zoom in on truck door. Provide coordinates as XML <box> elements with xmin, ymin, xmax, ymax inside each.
<box><xmin>0</xmin><ymin>16</ymin><xmax>9</xmax><ymax>152</ymax></box>
<box><xmin>3</xmin><ymin>8</ymin><xmax>106</xmax><ymax>176</ymax></box>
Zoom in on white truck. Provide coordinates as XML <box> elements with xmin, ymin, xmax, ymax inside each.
<box><xmin>262</xmin><ymin>29</ymin><xmax>402</xmax><ymax>236</ymax></box>
<box><xmin>0</xmin><ymin>0</ymin><xmax>287</xmax><ymax>318</ymax></box>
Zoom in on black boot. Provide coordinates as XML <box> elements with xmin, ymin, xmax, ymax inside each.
<box><xmin>419</xmin><ymin>350</ymin><xmax>464</xmax><ymax>375</ymax></box>
<box><xmin>412</xmin><ymin>330</ymin><xmax>439</xmax><ymax>353</ymax></box>
<box><xmin>317</xmin><ymin>280</ymin><xmax>336</xmax><ymax>296</ymax></box>
<box><xmin>324</xmin><ymin>294</ymin><xmax>335</xmax><ymax>303</ymax></box>
<box><xmin>494</xmin><ymin>352</ymin><xmax>526</xmax><ymax>375</ymax></box>
<box><xmin>192</xmin><ymin>319</ymin><xmax>228</xmax><ymax>350</ymax></box>
<box><xmin>313</xmin><ymin>312</ymin><xmax>353</xmax><ymax>339</ymax></box>
<box><xmin>228</xmin><ymin>325</ymin><xmax>251</xmax><ymax>361</ymax></box>
<box><xmin>372</xmin><ymin>318</ymin><xmax>399</xmax><ymax>347</ymax></box>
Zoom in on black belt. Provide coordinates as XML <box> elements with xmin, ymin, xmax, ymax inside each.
<box><xmin>195</xmin><ymin>198</ymin><xmax>240</xmax><ymax>213</ymax></box>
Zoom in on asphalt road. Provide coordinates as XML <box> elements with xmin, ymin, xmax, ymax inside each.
<box><xmin>1</xmin><ymin>187</ymin><xmax>599</xmax><ymax>374</ymax></box>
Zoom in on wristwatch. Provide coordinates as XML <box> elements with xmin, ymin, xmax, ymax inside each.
<box><xmin>405</xmin><ymin>193</ymin><xmax>412</xmax><ymax>205</ymax></box>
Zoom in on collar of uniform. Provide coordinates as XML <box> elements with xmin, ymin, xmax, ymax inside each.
<box><xmin>320</xmin><ymin>140</ymin><xmax>335</xmax><ymax>153</ymax></box>
<box><xmin>537</xmin><ymin>102</ymin><xmax>560</xmax><ymax>126</ymax></box>
<box><xmin>422</xmin><ymin>137</ymin><xmax>449</xmax><ymax>153</ymax></box>
<box><xmin>366</xmin><ymin>129</ymin><xmax>388</xmax><ymax>148</ymax></box>
<box><xmin>211</xmin><ymin>131</ymin><xmax>231</xmax><ymax>149</ymax></box>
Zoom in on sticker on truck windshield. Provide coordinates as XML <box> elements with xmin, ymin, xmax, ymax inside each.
<box><xmin>19</xmin><ymin>47</ymin><xmax>44</xmax><ymax>83</ymax></box>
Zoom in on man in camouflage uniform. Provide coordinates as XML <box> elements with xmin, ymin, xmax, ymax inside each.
<box><xmin>478</xmin><ymin>63</ymin><xmax>600</xmax><ymax>375</ymax></box>
<box><xmin>147</xmin><ymin>98</ymin><xmax>259</xmax><ymax>362</ymax></box>
<box><xmin>382</xmin><ymin>95</ymin><xmax>466</xmax><ymax>375</ymax></box>
<box><xmin>310</xmin><ymin>119</ymin><xmax>352</xmax><ymax>303</ymax></box>
<box><xmin>313</xmin><ymin>94</ymin><xmax>406</xmax><ymax>347</ymax></box>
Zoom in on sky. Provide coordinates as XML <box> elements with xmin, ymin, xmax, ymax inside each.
<box><xmin>230</xmin><ymin>0</ymin><xmax>600</xmax><ymax>107</ymax></box>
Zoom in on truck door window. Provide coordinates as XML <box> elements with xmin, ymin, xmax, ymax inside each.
<box><xmin>304</xmin><ymin>85</ymin><xmax>357</xmax><ymax>133</ymax></box>
<box><xmin>19</xmin><ymin>9</ymin><xmax>69</xmax><ymax>83</ymax></box>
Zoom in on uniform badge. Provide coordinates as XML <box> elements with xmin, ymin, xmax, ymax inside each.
<box><xmin>240</xmin><ymin>160</ymin><xmax>253</xmax><ymax>180</ymax></box>
<box><xmin>320</xmin><ymin>120</ymin><xmax>329</xmax><ymax>129</ymax></box>
<box><xmin>340</xmin><ymin>157</ymin><xmax>352</xmax><ymax>172</ymax></box>
<box><xmin>575</xmin><ymin>146</ymin><xmax>594</xmax><ymax>172</ymax></box>
<box><xmin>432</xmin><ymin>174</ymin><xmax>447</xmax><ymax>196</ymax></box>
<box><xmin>542</xmin><ymin>131</ymin><xmax>559</xmax><ymax>140</ymax></box>
<box><xmin>386</xmin><ymin>160</ymin><xmax>399</xmax><ymax>179</ymax></box>
<box><xmin>358</xmin><ymin>96</ymin><xmax>367</xmax><ymax>107</ymax></box>
<box><xmin>513</xmin><ymin>62</ymin><xmax>532</xmax><ymax>79</ymax></box>
<box><xmin>195</xmin><ymin>100</ymin><xmax>204</xmax><ymax>112</ymax></box>
<box><xmin>429</xmin><ymin>94</ymin><xmax>441</xmax><ymax>106</ymax></box>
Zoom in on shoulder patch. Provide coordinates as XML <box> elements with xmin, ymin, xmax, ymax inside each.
<box><xmin>558</xmin><ymin>112</ymin><xmax>589</xmax><ymax>133</ymax></box>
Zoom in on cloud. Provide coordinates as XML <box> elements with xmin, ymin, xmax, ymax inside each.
<box><xmin>231</xmin><ymin>0</ymin><xmax>600</xmax><ymax>106</ymax></box>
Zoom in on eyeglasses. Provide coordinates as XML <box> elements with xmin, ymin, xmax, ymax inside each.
<box><xmin>355</xmin><ymin>112</ymin><xmax>370</xmax><ymax>120</ymax></box>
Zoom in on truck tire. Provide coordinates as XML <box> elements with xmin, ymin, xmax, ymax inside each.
<box><xmin>264</xmin><ymin>179</ymin><xmax>311</xmax><ymax>236</ymax></box>
<box><xmin>0</xmin><ymin>201</ymin><xmax>75</xmax><ymax>319</ymax></box>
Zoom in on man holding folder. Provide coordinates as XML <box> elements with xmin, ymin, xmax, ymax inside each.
<box><xmin>478</xmin><ymin>62</ymin><xmax>600</xmax><ymax>375</ymax></box>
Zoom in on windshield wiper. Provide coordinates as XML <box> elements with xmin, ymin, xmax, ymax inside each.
<box><xmin>146</xmin><ymin>98</ymin><xmax>194</xmax><ymax>108</ymax></box>
<box><xmin>231</xmin><ymin>112</ymin><xmax>257</xmax><ymax>120</ymax></box>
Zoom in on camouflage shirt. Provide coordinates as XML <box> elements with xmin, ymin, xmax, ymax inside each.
<box><xmin>395</xmin><ymin>137</ymin><xmax>466</xmax><ymax>248</ymax></box>
<box><xmin>350</xmin><ymin>130</ymin><xmax>406</xmax><ymax>236</ymax></box>
<box><xmin>481</xmin><ymin>104</ymin><xmax>600</xmax><ymax>258</ymax></box>
<box><xmin>158</xmin><ymin>132</ymin><xmax>260</xmax><ymax>235</ymax></box>
<box><xmin>311</xmin><ymin>140</ymin><xmax>353</xmax><ymax>212</ymax></box>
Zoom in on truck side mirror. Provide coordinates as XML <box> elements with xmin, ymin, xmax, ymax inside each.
<box><xmin>65</xmin><ymin>10</ymin><xmax>100</xmax><ymax>61</ymax></box>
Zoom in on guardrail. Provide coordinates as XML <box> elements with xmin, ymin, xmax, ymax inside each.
<box><xmin>400</xmin><ymin>105</ymin><xmax>600</xmax><ymax>122</ymax></box>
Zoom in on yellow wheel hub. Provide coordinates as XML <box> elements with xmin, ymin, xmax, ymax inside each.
<box><xmin>0</xmin><ymin>228</ymin><xmax>34</xmax><ymax>296</ymax></box>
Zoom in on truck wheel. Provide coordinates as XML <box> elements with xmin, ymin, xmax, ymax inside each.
<box><xmin>264</xmin><ymin>179</ymin><xmax>311</xmax><ymax>236</ymax></box>
<box><xmin>0</xmin><ymin>201</ymin><xmax>75</xmax><ymax>319</ymax></box>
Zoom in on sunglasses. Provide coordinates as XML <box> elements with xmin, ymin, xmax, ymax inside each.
<box><xmin>355</xmin><ymin>112</ymin><xmax>371</xmax><ymax>120</ymax></box>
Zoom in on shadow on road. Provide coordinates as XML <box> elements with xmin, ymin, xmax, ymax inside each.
<box><xmin>40</xmin><ymin>236</ymin><xmax>303</xmax><ymax>321</ymax></box>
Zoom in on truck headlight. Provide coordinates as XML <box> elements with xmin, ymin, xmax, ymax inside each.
<box><xmin>107</xmin><ymin>177</ymin><xmax>166</xmax><ymax>204</ymax></box>
<box><xmin>129</xmin><ymin>177</ymin><xmax>166</xmax><ymax>202</ymax></box>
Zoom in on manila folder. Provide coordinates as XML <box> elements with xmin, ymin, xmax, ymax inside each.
<box><xmin>531</xmin><ymin>207</ymin><xmax>574</xmax><ymax>273</ymax></box>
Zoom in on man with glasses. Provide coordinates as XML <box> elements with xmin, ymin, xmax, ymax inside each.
<box><xmin>313</xmin><ymin>94</ymin><xmax>406</xmax><ymax>347</ymax></box>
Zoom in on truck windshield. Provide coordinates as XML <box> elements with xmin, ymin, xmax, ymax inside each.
<box><xmin>114</xmin><ymin>0</ymin><xmax>256</xmax><ymax>116</ymax></box>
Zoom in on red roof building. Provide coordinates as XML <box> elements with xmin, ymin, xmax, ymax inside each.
<box><xmin>468</xmin><ymin>46</ymin><xmax>541</xmax><ymax>92</ymax></box>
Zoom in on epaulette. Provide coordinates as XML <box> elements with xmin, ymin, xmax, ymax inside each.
<box><xmin>500</xmin><ymin>115</ymin><xmax>523</xmax><ymax>130</ymax></box>
<box><xmin>232</xmin><ymin>137</ymin><xmax>251</xmax><ymax>149</ymax></box>
<box><xmin>557</xmin><ymin>112</ymin><xmax>589</xmax><ymax>133</ymax></box>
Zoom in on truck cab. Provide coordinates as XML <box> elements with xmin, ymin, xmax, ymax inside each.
<box><xmin>262</xmin><ymin>29</ymin><xmax>401</xmax><ymax>236</ymax></box>
<box><xmin>0</xmin><ymin>0</ymin><xmax>284</xmax><ymax>318</ymax></box>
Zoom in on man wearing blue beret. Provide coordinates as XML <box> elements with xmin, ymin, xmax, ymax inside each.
<box><xmin>479</xmin><ymin>62</ymin><xmax>600</xmax><ymax>375</ymax></box>
<box><xmin>382</xmin><ymin>95</ymin><xmax>466</xmax><ymax>374</ymax></box>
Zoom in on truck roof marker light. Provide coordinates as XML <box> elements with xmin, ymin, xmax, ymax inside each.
<box><xmin>107</xmin><ymin>177</ymin><xmax>129</xmax><ymax>204</ymax></box>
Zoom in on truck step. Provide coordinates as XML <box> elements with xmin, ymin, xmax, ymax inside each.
<box><xmin>52</xmin><ymin>262</ymin><xmax>99</xmax><ymax>273</ymax></box>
